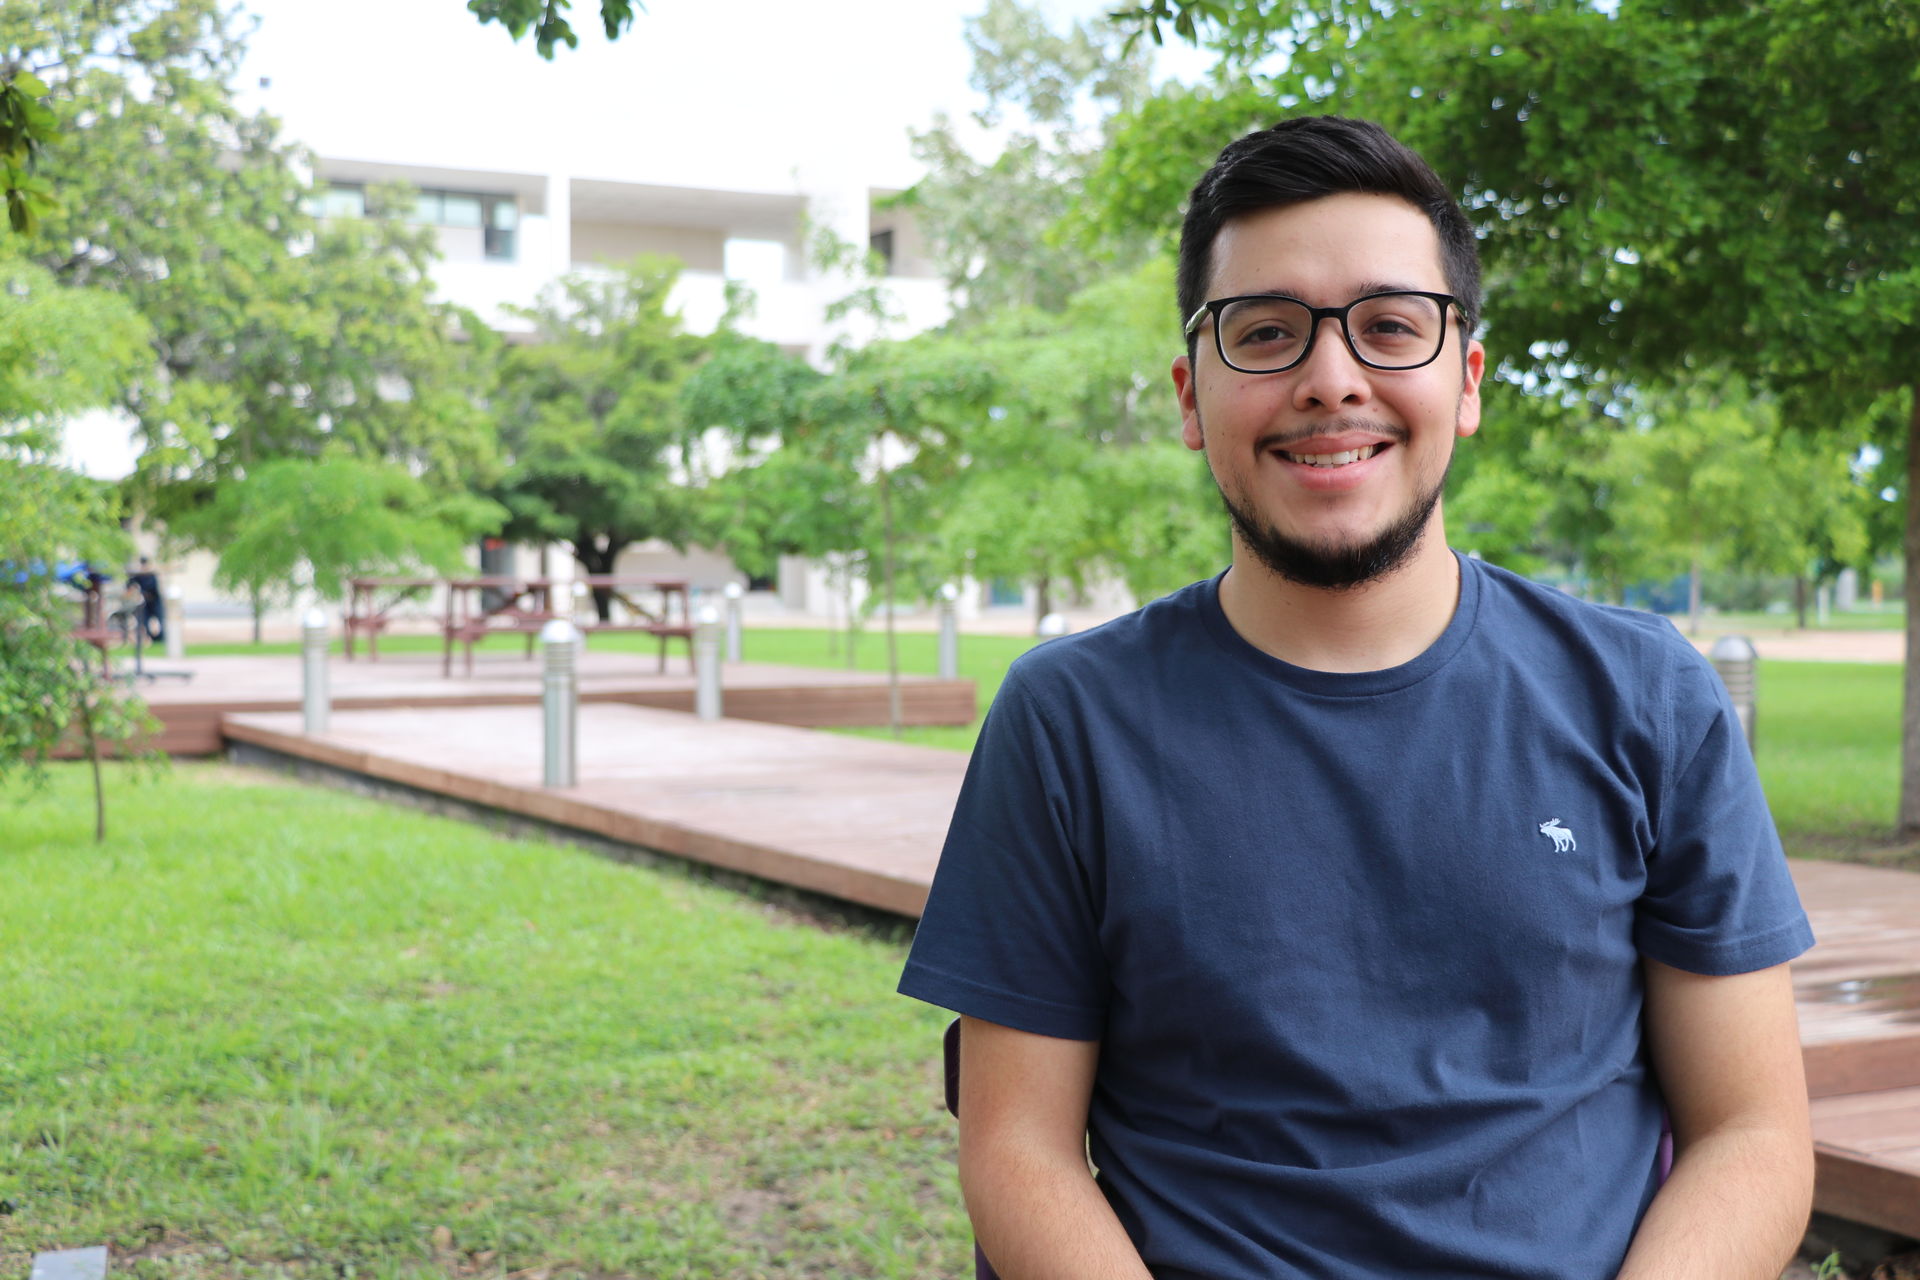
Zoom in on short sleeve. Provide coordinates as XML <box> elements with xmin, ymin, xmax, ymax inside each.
<box><xmin>897</xmin><ymin>664</ymin><xmax>1108</xmax><ymax>1040</ymax></box>
<box><xmin>1634</xmin><ymin>646</ymin><xmax>1815</xmax><ymax>975</ymax></box>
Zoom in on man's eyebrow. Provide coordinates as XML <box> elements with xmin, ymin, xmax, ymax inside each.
<box><xmin>1234</xmin><ymin>279</ymin><xmax>1429</xmax><ymax>301</ymax></box>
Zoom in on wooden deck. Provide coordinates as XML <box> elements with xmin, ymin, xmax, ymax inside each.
<box><xmin>114</xmin><ymin>651</ymin><xmax>975</xmax><ymax>755</ymax></box>
<box><xmin>220</xmin><ymin>704</ymin><xmax>1920</xmax><ymax>1239</ymax></box>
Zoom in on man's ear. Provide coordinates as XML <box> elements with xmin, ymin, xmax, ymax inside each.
<box><xmin>1173</xmin><ymin>353</ymin><xmax>1204</xmax><ymax>451</ymax></box>
<box><xmin>1456</xmin><ymin>339</ymin><xmax>1486</xmax><ymax>439</ymax></box>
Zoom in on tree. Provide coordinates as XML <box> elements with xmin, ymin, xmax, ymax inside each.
<box><xmin>0</xmin><ymin>253</ymin><xmax>158</xmax><ymax>840</ymax></box>
<box><xmin>905</xmin><ymin>0</ymin><xmax>1156</xmax><ymax>322</ymax></box>
<box><xmin>11</xmin><ymin>3</ymin><xmax>498</xmax><ymax>563</ymax></box>
<box><xmin>490</xmin><ymin>257</ymin><xmax>707</xmax><ymax>619</ymax></box>
<box><xmin>805</xmin><ymin>333</ymin><xmax>998</xmax><ymax>731</ymax></box>
<box><xmin>938</xmin><ymin>259</ymin><xmax>1221</xmax><ymax>620</ymax></box>
<box><xmin>169</xmin><ymin>452</ymin><xmax>505</xmax><ymax>612</ymax></box>
<box><xmin>1092</xmin><ymin>0</ymin><xmax>1920</xmax><ymax>838</ymax></box>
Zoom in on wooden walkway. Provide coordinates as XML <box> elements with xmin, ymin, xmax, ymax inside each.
<box><xmin>220</xmin><ymin>704</ymin><xmax>1920</xmax><ymax>1239</ymax></box>
<box><xmin>122</xmin><ymin>651</ymin><xmax>975</xmax><ymax>755</ymax></box>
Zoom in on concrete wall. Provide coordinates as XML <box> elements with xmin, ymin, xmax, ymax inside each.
<box><xmin>570</xmin><ymin>221</ymin><xmax>725</xmax><ymax>271</ymax></box>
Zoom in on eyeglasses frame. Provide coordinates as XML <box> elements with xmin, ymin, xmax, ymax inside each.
<box><xmin>1182</xmin><ymin>289</ymin><xmax>1460</xmax><ymax>375</ymax></box>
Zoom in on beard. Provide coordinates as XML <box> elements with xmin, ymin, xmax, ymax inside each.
<box><xmin>1207</xmin><ymin>413</ymin><xmax>1452</xmax><ymax>592</ymax></box>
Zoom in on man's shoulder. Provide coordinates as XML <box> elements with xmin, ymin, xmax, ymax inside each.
<box><xmin>999</xmin><ymin>577</ymin><xmax>1217</xmax><ymax>706</ymax></box>
<box><xmin>1467</xmin><ymin>556</ymin><xmax>1699</xmax><ymax>669</ymax></box>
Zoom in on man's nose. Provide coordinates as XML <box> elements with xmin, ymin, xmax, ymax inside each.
<box><xmin>1290</xmin><ymin>316</ymin><xmax>1373</xmax><ymax>410</ymax></box>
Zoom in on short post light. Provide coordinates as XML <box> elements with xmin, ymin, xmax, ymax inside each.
<box><xmin>164</xmin><ymin>584</ymin><xmax>184</xmax><ymax>661</ymax></box>
<box><xmin>694</xmin><ymin>604</ymin><xmax>723</xmax><ymax>721</ymax></box>
<box><xmin>1708</xmin><ymin>634</ymin><xmax>1758</xmax><ymax>753</ymax></box>
<box><xmin>723</xmin><ymin>580</ymin><xmax>744</xmax><ymax>664</ymax></box>
<box><xmin>541</xmin><ymin>618</ymin><xmax>579</xmax><ymax>788</ymax></box>
<box><xmin>301</xmin><ymin>607</ymin><xmax>329</xmax><ymax>735</ymax></box>
<box><xmin>937</xmin><ymin>582</ymin><xmax>961</xmax><ymax>680</ymax></box>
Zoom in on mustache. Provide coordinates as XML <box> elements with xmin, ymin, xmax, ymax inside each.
<box><xmin>1257</xmin><ymin>419</ymin><xmax>1409</xmax><ymax>451</ymax></box>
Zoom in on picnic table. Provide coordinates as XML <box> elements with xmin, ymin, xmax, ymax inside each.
<box><xmin>437</xmin><ymin>575</ymin><xmax>693</xmax><ymax>677</ymax></box>
<box><xmin>345</xmin><ymin>576</ymin><xmax>440</xmax><ymax>661</ymax></box>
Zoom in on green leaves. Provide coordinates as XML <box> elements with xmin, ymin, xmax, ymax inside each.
<box><xmin>0</xmin><ymin>69</ymin><xmax>59</xmax><ymax>232</ymax></box>
<box><xmin>171</xmin><ymin>453</ymin><xmax>505</xmax><ymax>606</ymax></box>
<box><xmin>464</xmin><ymin>0</ymin><xmax>641</xmax><ymax>58</ymax></box>
<box><xmin>491</xmin><ymin>256</ymin><xmax>706</xmax><ymax>576</ymax></box>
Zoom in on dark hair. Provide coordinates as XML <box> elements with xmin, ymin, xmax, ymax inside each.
<box><xmin>1177</xmin><ymin>116</ymin><xmax>1482</xmax><ymax>354</ymax></box>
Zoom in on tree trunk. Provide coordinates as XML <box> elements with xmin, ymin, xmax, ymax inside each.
<box><xmin>844</xmin><ymin>568</ymin><xmax>858</xmax><ymax>671</ymax></box>
<box><xmin>573</xmin><ymin>539</ymin><xmax>623</xmax><ymax>622</ymax></box>
<box><xmin>1688</xmin><ymin>551</ymin><xmax>1703</xmax><ymax>637</ymax></box>
<box><xmin>1899</xmin><ymin>383</ymin><xmax>1920</xmax><ymax>840</ymax></box>
<box><xmin>1034</xmin><ymin>574</ymin><xmax>1053</xmax><ymax>629</ymax></box>
<box><xmin>1794</xmin><ymin>576</ymin><xmax>1808</xmax><ymax>630</ymax></box>
<box><xmin>250</xmin><ymin>588</ymin><xmax>263</xmax><ymax>645</ymax></box>
<box><xmin>881</xmin><ymin>458</ymin><xmax>902</xmax><ymax>738</ymax></box>
<box><xmin>79</xmin><ymin>680</ymin><xmax>105</xmax><ymax>843</ymax></box>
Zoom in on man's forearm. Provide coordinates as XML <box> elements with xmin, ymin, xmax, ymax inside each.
<box><xmin>959</xmin><ymin>1143</ymin><xmax>1153</xmax><ymax>1280</ymax></box>
<box><xmin>1614</xmin><ymin>1123</ymin><xmax>1813</xmax><ymax>1280</ymax></box>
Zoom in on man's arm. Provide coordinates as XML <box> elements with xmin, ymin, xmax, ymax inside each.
<box><xmin>1615</xmin><ymin>959</ymin><xmax>1813</xmax><ymax>1280</ymax></box>
<box><xmin>956</xmin><ymin>1016</ymin><xmax>1153</xmax><ymax>1280</ymax></box>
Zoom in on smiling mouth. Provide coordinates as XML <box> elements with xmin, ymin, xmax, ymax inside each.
<box><xmin>1276</xmin><ymin>443</ymin><xmax>1388</xmax><ymax>468</ymax></box>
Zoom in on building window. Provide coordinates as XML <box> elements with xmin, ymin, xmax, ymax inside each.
<box><xmin>305</xmin><ymin>183</ymin><xmax>367</xmax><ymax>219</ymax></box>
<box><xmin>308</xmin><ymin>182</ymin><xmax>519</xmax><ymax>262</ymax></box>
<box><xmin>869</xmin><ymin>228</ymin><xmax>895</xmax><ymax>275</ymax></box>
<box><xmin>484</xmin><ymin>198</ymin><xmax>518</xmax><ymax>261</ymax></box>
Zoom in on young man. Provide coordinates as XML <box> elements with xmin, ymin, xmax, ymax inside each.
<box><xmin>898</xmin><ymin>117</ymin><xmax>1815</xmax><ymax>1280</ymax></box>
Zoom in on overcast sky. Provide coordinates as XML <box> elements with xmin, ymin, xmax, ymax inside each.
<box><xmin>233</xmin><ymin>0</ymin><xmax>1213</xmax><ymax>193</ymax></box>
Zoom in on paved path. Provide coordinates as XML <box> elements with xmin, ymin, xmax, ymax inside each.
<box><xmin>1687</xmin><ymin>629</ymin><xmax>1904</xmax><ymax>665</ymax></box>
<box><xmin>126</xmin><ymin>652</ymin><xmax>975</xmax><ymax>756</ymax></box>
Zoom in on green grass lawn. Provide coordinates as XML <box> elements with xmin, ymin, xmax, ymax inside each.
<box><xmin>1675</xmin><ymin>607</ymin><xmax>1906</xmax><ymax>633</ymax></box>
<box><xmin>0</xmin><ymin>765</ymin><xmax>966</xmax><ymax>1280</ymax></box>
<box><xmin>1754</xmin><ymin>660</ymin><xmax>1902</xmax><ymax>855</ymax></box>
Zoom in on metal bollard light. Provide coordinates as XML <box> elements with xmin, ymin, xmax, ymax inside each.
<box><xmin>694</xmin><ymin>604</ymin><xmax>723</xmax><ymax>721</ymax></box>
<box><xmin>937</xmin><ymin>582</ymin><xmax>960</xmax><ymax>680</ymax></box>
<box><xmin>1709</xmin><ymin>634</ymin><xmax>1758</xmax><ymax>752</ymax></box>
<box><xmin>723</xmin><ymin>581</ymin><xmax>744</xmax><ymax>663</ymax></box>
<box><xmin>301</xmin><ymin>608</ymin><xmax>330</xmax><ymax>735</ymax></box>
<box><xmin>541</xmin><ymin>619</ymin><xmax>579</xmax><ymax>788</ymax></box>
<box><xmin>164</xmin><ymin>585</ymin><xmax>184</xmax><ymax>660</ymax></box>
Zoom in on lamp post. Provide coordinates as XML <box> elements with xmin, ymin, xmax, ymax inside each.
<box><xmin>541</xmin><ymin>618</ymin><xmax>579</xmax><ymax>787</ymax></box>
<box><xmin>301</xmin><ymin>608</ymin><xmax>329</xmax><ymax>735</ymax></box>
<box><xmin>723</xmin><ymin>581</ymin><xmax>744</xmax><ymax>663</ymax></box>
<box><xmin>695</xmin><ymin>605</ymin><xmax>723</xmax><ymax>720</ymax></box>
<box><xmin>937</xmin><ymin>582</ymin><xmax>960</xmax><ymax>680</ymax></box>
<box><xmin>1709</xmin><ymin>634</ymin><xmax>1758</xmax><ymax>752</ymax></box>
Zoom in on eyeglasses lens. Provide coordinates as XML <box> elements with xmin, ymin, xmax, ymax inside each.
<box><xmin>1217</xmin><ymin>293</ymin><xmax>1446</xmax><ymax>372</ymax></box>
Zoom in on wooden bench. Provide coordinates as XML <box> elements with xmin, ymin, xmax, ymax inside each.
<box><xmin>436</xmin><ymin>576</ymin><xmax>694</xmax><ymax>676</ymax></box>
<box><xmin>345</xmin><ymin>577</ymin><xmax>440</xmax><ymax>661</ymax></box>
<box><xmin>440</xmin><ymin>577</ymin><xmax>557</xmax><ymax>677</ymax></box>
<box><xmin>569</xmin><ymin>576</ymin><xmax>693</xmax><ymax>673</ymax></box>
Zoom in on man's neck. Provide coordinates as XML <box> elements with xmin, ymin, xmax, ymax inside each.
<box><xmin>1216</xmin><ymin>525</ymin><xmax>1463</xmax><ymax>674</ymax></box>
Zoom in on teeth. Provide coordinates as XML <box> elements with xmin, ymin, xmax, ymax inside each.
<box><xmin>1281</xmin><ymin>444</ymin><xmax>1381</xmax><ymax>467</ymax></box>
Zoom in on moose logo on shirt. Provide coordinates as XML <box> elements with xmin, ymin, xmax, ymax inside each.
<box><xmin>1537</xmin><ymin>818</ymin><xmax>1577</xmax><ymax>853</ymax></box>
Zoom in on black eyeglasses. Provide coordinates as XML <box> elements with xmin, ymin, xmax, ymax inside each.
<box><xmin>1183</xmin><ymin>290</ymin><xmax>1458</xmax><ymax>374</ymax></box>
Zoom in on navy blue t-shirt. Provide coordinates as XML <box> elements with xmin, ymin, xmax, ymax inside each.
<box><xmin>899</xmin><ymin>555</ymin><xmax>1814</xmax><ymax>1280</ymax></box>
